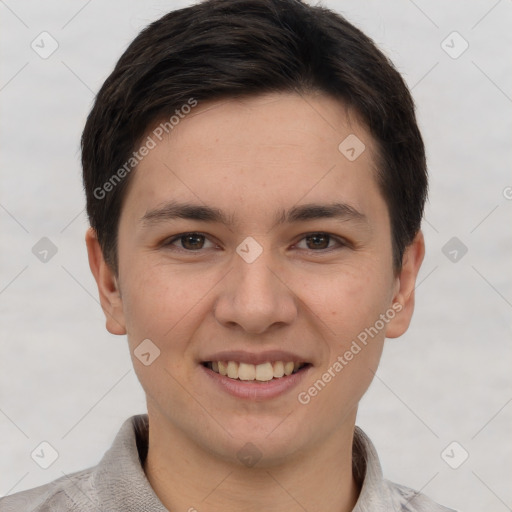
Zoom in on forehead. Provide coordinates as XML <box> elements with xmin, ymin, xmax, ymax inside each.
<box><xmin>122</xmin><ymin>92</ymin><xmax>385</xmax><ymax>227</ymax></box>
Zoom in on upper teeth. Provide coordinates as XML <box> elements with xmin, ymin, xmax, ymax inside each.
<box><xmin>209</xmin><ymin>361</ymin><xmax>303</xmax><ymax>381</ymax></box>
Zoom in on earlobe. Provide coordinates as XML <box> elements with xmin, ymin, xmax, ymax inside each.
<box><xmin>385</xmin><ymin>230</ymin><xmax>425</xmax><ymax>339</ymax></box>
<box><xmin>85</xmin><ymin>227</ymin><xmax>127</xmax><ymax>335</ymax></box>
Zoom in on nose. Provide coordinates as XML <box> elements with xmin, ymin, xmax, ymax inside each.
<box><xmin>213</xmin><ymin>248</ymin><xmax>298</xmax><ymax>335</ymax></box>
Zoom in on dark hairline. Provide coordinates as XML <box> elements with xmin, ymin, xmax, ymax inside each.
<box><xmin>81</xmin><ymin>0</ymin><xmax>427</xmax><ymax>280</ymax></box>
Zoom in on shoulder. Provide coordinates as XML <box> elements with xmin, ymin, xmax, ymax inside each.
<box><xmin>0</xmin><ymin>467</ymin><xmax>98</xmax><ymax>512</ymax></box>
<box><xmin>0</xmin><ymin>415</ymin><xmax>147</xmax><ymax>512</ymax></box>
<box><xmin>384</xmin><ymin>479</ymin><xmax>458</xmax><ymax>512</ymax></box>
<box><xmin>352</xmin><ymin>427</ymin><xmax>456</xmax><ymax>512</ymax></box>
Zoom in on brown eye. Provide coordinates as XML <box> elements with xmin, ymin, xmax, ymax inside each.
<box><xmin>165</xmin><ymin>232</ymin><xmax>214</xmax><ymax>251</ymax></box>
<box><xmin>180</xmin><ymin>233</ymin><xmax>205</xmax><ymax>250</ymax></box>
<box><xmin>305</xmin><ymin>233</ymin><xmax>331</xmax><ymax>250</ymax></box>
<box><xmin>294</xmin><ymin>233</ymin><xmax>345</xmax><ymax>252</ymax></box>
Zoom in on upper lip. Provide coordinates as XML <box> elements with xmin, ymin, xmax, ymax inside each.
<box><xmin>200</xmin><ymin>350</ymin><xmax>311</xmax><ymax>366</ymax></box>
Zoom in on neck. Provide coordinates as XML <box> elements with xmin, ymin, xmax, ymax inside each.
<box><xmin>143</xmin><ymin>409</ymin><xmax>360</xmax><ymax>512</ymax></box>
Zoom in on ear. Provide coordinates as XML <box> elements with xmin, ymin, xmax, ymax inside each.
<box><xmin>85</xmin><ymin>227</ymin><xmax>127</xmax><ymax>335</ymax></box>
<box><xmin>385</xmin><ymin>230</ymin><xmax>425</xmax><ymax>339</ymax></box>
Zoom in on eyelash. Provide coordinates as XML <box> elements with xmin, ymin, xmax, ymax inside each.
<box><xmin>162</xmin><ymin>232</ymin><xmax>348</xmax><ymax>254</ymax></box>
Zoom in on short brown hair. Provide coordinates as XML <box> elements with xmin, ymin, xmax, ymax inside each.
<box><xmin>82</xmin><ymin>0</ymin><xmax>427</xmax><ymax>274</ymax></box>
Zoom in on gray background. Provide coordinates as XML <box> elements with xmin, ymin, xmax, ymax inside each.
<box><xmin>1</xmin><ymin>1</ymin><xmax>511</xmax><ymax>511</ymax></box>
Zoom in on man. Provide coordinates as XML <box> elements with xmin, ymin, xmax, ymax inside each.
<box><xmin>1</xmin><ymin>0</ymin><xmax>455</xmax><ymax>510</ymax></box>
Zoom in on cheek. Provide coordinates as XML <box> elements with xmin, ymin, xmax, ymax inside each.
<box><xmin>120</xmin><ymin>266</ymin><xmax>210</xmax><ymax>409</ymax></box>
<box><xmin>294</xmin><ymin>262</ymin><xmax>392</xmax><ymax>338</ymax></box>
<box><xmin>295</xmin><ymin>267</ymin><xmax>389</xmax><ymax>418</ymax></box>
<box><xmin>295</xmin><ymin>263</ymin><xmax>391</xmax><ymax>381</ymax></box>
<box><xmin>120</xmin><ymin>263</ymin><xmax>218</xmax><ymax>349</ymax></box>
<box><xmin>298</xmin><ymin>262</ymin><xmax>392</xmax><ymax>402</ymax></box>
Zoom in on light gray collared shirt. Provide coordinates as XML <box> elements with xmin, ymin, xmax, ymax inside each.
<box><xmin>1</xmin><ymin>414</ymin><xmax>455</xmax><ymax>511</ymax></box>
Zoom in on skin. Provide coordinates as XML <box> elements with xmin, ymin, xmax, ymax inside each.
<box><xmin>86</xmin><ymin>92</ymin><xmax>425</xmax><ymax>512</ymax></box>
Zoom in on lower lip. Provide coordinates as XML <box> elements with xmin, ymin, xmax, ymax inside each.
<box><xmin>201</xmin><ymin>364</ymin><xmax>311</xmax><ymax>400</ymax></box>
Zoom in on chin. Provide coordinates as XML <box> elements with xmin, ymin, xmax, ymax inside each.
<box><xmin>215</xmin><ymin>416</ymin><xmax>310</xmax><ymax>467</ymax></box>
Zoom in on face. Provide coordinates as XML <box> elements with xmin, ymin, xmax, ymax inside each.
<box><xmin>88</xmin><ymin>92</ymin><xmax>423</xmax><ymax>467</ymax></box>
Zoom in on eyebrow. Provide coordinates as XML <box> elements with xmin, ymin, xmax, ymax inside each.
<box><xmin>140</xmin><ymin>200</ymin><xmax>368</xmax><ymax>228</ymax></box>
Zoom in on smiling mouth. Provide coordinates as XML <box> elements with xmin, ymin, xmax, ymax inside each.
<box><xmin>202</xmin><ymin>361</ymin><xmax>310</xmax><ymax>382</ymax></box>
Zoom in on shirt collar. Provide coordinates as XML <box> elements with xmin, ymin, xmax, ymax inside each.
<box><xmin>352</xmin><ymin>426</ymin><xmax>393</xmax><ymax>511</ymax></box>
<box><xmin>92</xmin><ymin>414</ymin><xmax>390</xmax><ymax>511</ymax></box>
<box><xmin>92</xmin><ymin>414</ymin><xmax>167</xmax><ymax>511</ymax></box>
